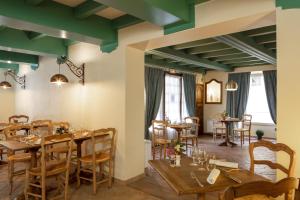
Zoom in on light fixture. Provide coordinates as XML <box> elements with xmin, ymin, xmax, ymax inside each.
<box><xmin>225</xmin><ymin>80</ymin><xmax>238</xmax><ymax>91</ymax></box>
<box><xmin>0</xmin><ymin>69</ymin><xmax>25</xmax><ymax>89</ymax></box>
<box><xmin>50</xmin><ymin>56</ymin><xmax>85</xmax><ymax>86</ymax></box>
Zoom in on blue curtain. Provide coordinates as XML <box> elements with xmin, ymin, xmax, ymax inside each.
<box><xmin>263</xmin><ymin>70</ymin><xmax>277</xmax><ymax>124</ymax></box>
<box><xmin>226</xmin><ymin>72</ymin><xmax>251</xmax><ymax>118</ymax></box>
<box><xmin>183</xmin><ymin>73</ymin><xmax>196</xmax><ymax>117</ymax></box>
<box><xmin>144</xmin><ymin>67</ymin><xmax>164</xmax><ymax>139</ymax></box>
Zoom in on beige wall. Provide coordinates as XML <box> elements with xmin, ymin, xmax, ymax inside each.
<box><xmin>0</xmin><ymin>69</ymin><xmax>15</xmax><ymax>122</ymax></box>
<box><xmin>277</xmin><ymin>8</ymin><xmax>300</xmax><ymax>179</ymax></box>
<box><xmin>204</xmin><ymin>65</ymin><xmax>277</xmax><ymax>138</ymax></box>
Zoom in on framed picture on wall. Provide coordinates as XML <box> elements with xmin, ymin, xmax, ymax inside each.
<box><xmin>205</xmin><ymin>79</ymin><xmax>222</xmax><ymax>104</ymax></box>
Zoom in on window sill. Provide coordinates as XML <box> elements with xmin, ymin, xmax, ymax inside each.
<box><xmin>251</xmin><ymin>122</ymin><xmax>275</xmax><ymax>126</ymax></box>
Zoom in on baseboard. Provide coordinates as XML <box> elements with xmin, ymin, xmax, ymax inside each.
<box><xmin>114</xmin><ymin>172</ymin><xmax>145</xmax><ymax>185</ymax></box>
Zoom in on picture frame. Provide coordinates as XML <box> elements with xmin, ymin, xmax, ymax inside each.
<box><xmin>205</xmin><ymin>79</ymin><xmax>222</xmax><ymax>104</ymax></box>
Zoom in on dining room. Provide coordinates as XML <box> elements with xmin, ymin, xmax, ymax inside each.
<box><xmin>0</xmin><ymin>0</ymin><xmax>300</xmax><ymax>200</ymax></box>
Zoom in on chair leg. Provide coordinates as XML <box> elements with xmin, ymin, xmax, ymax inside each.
<box><xmin>163</xmin><ymin>144</ymin><xmax>167</xmax><ymax>159</ymax></box>
<box><xmin>108</xmin><ymin>160</ymin><xmax>113</xmax><ymax>188</ymax></box>
<box><xmin>248</xmin><ymin>131</ymin><xmax>251</xmax><ymax>144</ymax></box>
<box><xmin>152</xmin><ymin>146</ymin><xmax>155</xmax><ymax>160</ymax></box>
<box><xmin>24</xmin><ymin>170</ymin><xmax>28</xmax><ymax>200</ymax></box>
<box><xmin>9</xmin><ymin>160</ymin><xmax>14</xmax><ymax>195</ymax></box>
<box><xmin>42</xmin><ymin>176</ymin><xmax>46</xmax><ymax>200</ymax></box>
<box><xmin>64</xmin><ymin>171</ymin><xmax>69</xmax><ymax>200</ymax></box>
<box><xmin>185</xmin><ymin>139</ymin><xmax>188</xmax><ymax>153</ymax></box>
<box><xmin>159</xmin><ymin>145</ymin><xmax>162</xmax><ymax>160</ymax></box>
<box><xmin>76</xmin><ymin>161</ymin><xmax>81</xmax><ymax>188</ymax></box>
<box><xmin>93</xmin><ymin>165</ymin><xmax>97</xmax><ymax>194</ymax></box>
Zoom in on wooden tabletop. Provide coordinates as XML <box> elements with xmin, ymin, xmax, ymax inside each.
<box><xmin>220</xmin><ymin>118</ymin><xmax>240</xmax><ymax>123</ymax></box>
<box><xmin>168</xmin><ymin>124</ymin><xmax>191</xmax><ymax>129</ymax></box>
<box><xmin>149</xmin><ymin>157</ymin><xmax>267</xmax><ymax>196</ymax></box>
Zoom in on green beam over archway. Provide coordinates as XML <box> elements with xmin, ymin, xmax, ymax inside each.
<box><xmin>0</xmin><ymin>50</ymin><xmax>39</xmax><ymax>65</ymax></box>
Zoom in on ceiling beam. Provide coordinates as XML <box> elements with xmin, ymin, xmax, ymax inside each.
<box><xmin>112</xmin><ymin>14</ymin><xmax>144</xmax><ymax>29</ymax></box>
<box><xmin>243</xmin><ymin>25</ymin><xmax>276</xmax><ymax>37</ymax></box>
<box><xmin>93</xmin><ymin>0</ymin><xmax>190</xmax><ymax>26</ymax></box>
<box><xmin>0</xmin><ymin>62</ymin><xmax>19</xmax><ymax>71</ymax></box>
<box><xmin>230</xmin><ymin>61</ymin><xmax>268</xmax><ymax>67</ymax></box>
<box><xmin>148</xmin><ymin>47</ymin><xmax>233</xmax><ymax>71</ymax></box>
<box><xmin>0</xmin><ymin>50</ymin><xmax>39</xmax><ymax>65</ymax></box>
<box><xmin>222</xmin><ymin>58</ymin><xmax>261</xmax><ymax>65</ymax></box>
<box><xmin>0</xmin><ymin>0</ymin><xmax>117</xmax><ymax>48</ymax></box>
<box><xmin>215</xmin><ymin>33</ymin><xmax>276</xmax><ymax>65</ymax></box>
<box><xmin>264</xmin><ymin>43</ymin><xmax>276</xmax><ymax>50</ymax></box>
<box><xmin>214</xmin><ymin>54</ymin><xmax>252</xmax><ymax>62</ymax></box>
<box><xmin>25</xmin><ymin>31</ymin><xmax>47</xmax><ymax>40</ymax></box>
<box><xmin>74</xmin><ymin>0</ymin><xmax>108</xmax><ymax>19</ymax></box>
<box><xmin>173</xmin><ymin>38</ymin><xmax>219</xmax><ymax>50</ymax></box>
<box><xmin>188</xmin><ymin>43</ymin><xmax>232</xmax><ymax>55</ymax></box>
<box><xmin>254</xmin><ymin>33</ymin><xmax>276</xmax><ymax>44</ymax></box>
<box><xmin>0</xmin><ymin>28</ymin><xmax>67</xmax><ymax>56</ymax></box>
<box><xmin>200</xmin><ymin>49</ymin><xmax>243</xmax><ymax>59</ymax></box>
<box><xmin>145</xmin><ymin>56</ymin><xmax>205</xmax><ymax>74</ymax></box>
<box><xmin>276</xmin><ymin>0</ymin><xmax>300</xmax><ymax>9</ymax></box>
<box><xmin>25</xmin><ymin>0</ymin><xmax>45</xmax><ymax>6</ymax></box>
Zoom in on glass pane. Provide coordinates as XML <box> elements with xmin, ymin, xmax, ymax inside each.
<box><xmin>246</xmin><ymin>72</ymin><xmax>273</xmax><ymax>124</ymax></box>
<box><xmin>165</xmin><ymin>74</ymin><xmax>181</xmax><ymax>123</ymax></box>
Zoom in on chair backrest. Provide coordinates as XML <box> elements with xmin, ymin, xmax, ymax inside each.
<box><xmin>220</xmin><ymin>177</ymin><xmax>298</xmax><ymax>200</ymax></box>
<box><xmin>3</xmin><ymin>124</ymin><xmax>31</xmax><ymax>140</ymax></box>
<box><xmin>184</xmin><ymin>117</ymin><xmax>199</xmax><ymax>135</ymax></box>
<box><xmin>91</xmin><ymin>128</ymin><xmax>117</xmax><ymax>165</ymax></box>
<box><xmin>9</xmin><ymin>115</ymin><xmax>29</xmax><ymax>124</ymax></box>
<box><xmin>31</xmin><ymin>120</ymin><xmax>53</xmax><ymax>136</ymax></box>
<box><xmin>242</xmin><ymin>114</ymin><xmax>252</xmax><ymax>130</ymax></box>
<box><xmin>152</xmin><ymin>120</ymin><xmax>167</xmax><ymax>144</ymax></box>
<box><xmin>52</xmin><ymin>122</ymin><xmax>70</xmax><ymax>134</ymax></box>
<box><xmin>249</xmin><ymin>140</ymin><xmax>296</xmax><ymax>177</ymax></box>
<box><xmin>40</xmin><ymin>133</ymin><xmax>73</xmax><ymax>176</ymax></box>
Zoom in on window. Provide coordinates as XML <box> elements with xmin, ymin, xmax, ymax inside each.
<box><xmin>156</xmin><ymin>74</ymin><xmax>189</xmax><ymax>122</ymax></box>
<box><xmin>245</xmin><ymin>71</ymin><xmax>273</xmax><ymax>124</ymax></box>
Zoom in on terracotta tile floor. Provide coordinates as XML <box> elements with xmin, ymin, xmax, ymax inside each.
<box><xmin>0</xmin><ymin>135</ymin><xmax>276</xmax><ymax>200</ymax></box>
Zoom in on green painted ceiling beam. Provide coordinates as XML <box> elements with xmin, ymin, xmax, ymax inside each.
<box><xmin>173</xmin><ymin>38</ymin><xmax>218</xmax><ymax>50</ymax></box>
<box><xmin>230</xmin><ymin>61</ymin><xmax>268</xmax><ymax>67</ymax></box>
<box><xmin>264</xmin><ymin>43</ymin><xmax>276</xmax><ymax>50</ymax></box>
<box><xmin>0</xmin><ymin>26</ymin><xmax>6</xmax><ymax>31</ymax></box>
<box><xmin>214</xmin><ymin>54</ymin><xmax>252</xmax><ymax>62</ymax></box>
<box><xmin>0</xmin><ymin>0</ymin><xmax>116</xmax><ymax>46</ymax></box>
<box><xmin>145</xmin><ymin>56</ymin><xmax>205</xmax><ymax>74</ymax></box>
<box><xmin>0</xmin><ymin>50</ymin><xmax>38</xmax><ymax>65</ymax></box>
<box><xmin>195</xmin><ymin>0</ymin><xmax>211</xmax><ymax>4</ymax></box>
<box><xmin>188</xmin><ymin>43</ymin><xmax>232</xmax><ymax>55</ymax></box>
<box><xmin>112</xmin><ymin>14</ymin><xmax>144</xmax><ymax>29</ymax></box>
<box><xmin>25</xmin><ymin>31</ymin><xmax>47</xmax><ymax>40</ymax></box>
<box><xmin>93</xmin><ymin>0</ymin><xmax>190</xmax><ymax>26</ymax></box>
<box><xmin>276</xmin><ymin>0</ymin><xmax>300</xmax><ymax>9</ymax></box>
<box><xmin>200</xmin><ymin>49</ymin><xmax>243</xmax><ymax>59</ymax></box>
<box><xmin>0</xmin><ymin>28</ymin><xmax>67</xmax><ymax>56</ymax></box>
<box><xmin>25</xmin><ymin>0</ymin><xmax>45</xmax><ymax>6</ymax></box>
<box><xmin>74</xmin><ymin>0</ymin><xmax>108</xmax><ymax>19</ymax></box>
<box><xmin>254</xmin><ymin>33</ymin><xmax>276</xmax><ymax>44</ymax></box>
<box><xmin>215</xmin><ymin>33</ymin><xmax>276</xmax><ymax>65</ymax></box>
<box><xmin>222</xmin><ymin>58</ymin><xmax>261</xmax><ymax>65</ymax></box>
<box><xmin>244</xmin><ymin>25</ymin><xmax>276</xmax><ymax>37</ymax></box>
<box><xmin>148</xmin><ymin>47</ymin><xmax>233</xmax><ymax>71</ymax></box>
<box><xmin>0</xmin><ymin>62</ymin><xmax>19</xmax><ymax>72</ymax></box>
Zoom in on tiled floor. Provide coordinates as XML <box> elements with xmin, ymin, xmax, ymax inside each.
<box><xmin>0</xmin><ymin>135</ymin><xmax>276</xmax><ymax>200</ymax></box>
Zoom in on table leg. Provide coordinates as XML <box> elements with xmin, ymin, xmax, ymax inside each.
<box><xmin>197</xmin><ymin>193</ymin><xmax>205</xmax><ymax>200</ymax></box>
<box><xmin>30</xmin><ymin>149</ymin><xmax>38</xmax><ymax>168</ymax></box>
<box><xmin>76</xmin><ymin>140</ymin><xmax>83</xmax><ymax>159</ymax></box>
<box><xmin>219</xmin><ymin>123</ymin><xmax>237</xmax><ymax>147</ymax></box>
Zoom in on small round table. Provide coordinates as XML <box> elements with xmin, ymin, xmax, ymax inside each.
<box><xmin>219</xmin><ymin>118</ymin><xmax>240</xmax><ymax>147</ymax></box>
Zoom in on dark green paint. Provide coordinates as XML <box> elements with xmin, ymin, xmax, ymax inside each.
<box><xmin>145</xmin><ymin>56</ymin><xmax>205</xmax><ymax>74</ymax></box>
<box><xmin>112</xmin><ymin>14</ymin><xmax>144</xmax><ymax>29</ymax></box>
<box><xmin>100</xmin><ymin>40</ymin><xmax>118</xmax><ymax>53</ymax></box>
<box><xmin>254</xmin><ymin>33</ymin><xmax>276</xmax><ymax>44</ymax></box>
<box><xmin>0</xmin><ymin>62</ymin><xmax>19</xmax><ymax>72</ymax></box>
<box><xmin>25</xmin><ymin>0</ymin><xmax>45</xmax><ymax>6</ymax></box>
<box><xmin>0</xmin><ymin>0</ymin><xmax>116</xmax><ymax>45</ymax></box>
<box><xmin>276</xmin><ymin>0</ymin><xmax>300</xmax><ymax>9</ymax></box>
<box><xmin>200</xmin><ymin>49</ymin><xmax>243</xmax><ymax>58</ymax></box>
<box><xmin>0</xmin><ymin>28</ymin><xmax>67</xmax><ymax>56</ymax></box>
<box><xmin>74</xmin><ymin>0</ymin><xmax>108</xmax><ymax>19</ymax></box>
<box><xmin>214</xmin><ymin>54</ymin><xmax>252</xmax><ymax>62</ymax></box>
<box><xmin>188</xmin><ymin>43</ymin><xmax>232</xmax><ymax>55</ymax></box>
<box><xmin>0</xmin><ymin>50</ymin><xmax>39</xmax><ymax>65</ymax></box>
<box><xmin>244</xmin><ymin>25</ymin><xmax>276</xmax><ymax>37</ymax></box>
<box><xmin>25</xmin><ymin>31</ymin><xmax>47</xmax><ymax>40</ymax></box>
<box><xmin>173</xmin><ymin>38</ymin><xmax>218</xmax><ymax>50</ymax></box>
<box><xmin>93</xmin><ymin>0</ymin><xmax>189</xmax><ymax>26</ymax></box>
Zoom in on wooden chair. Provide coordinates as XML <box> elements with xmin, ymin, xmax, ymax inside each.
<box><xmin>181</xmin><ymin>117</ymin><xmax>199</xmax><ymax>152</ymax></box>
<box><xmin>52</xmin><ymin>122</ymin><xmax>70</xmax><ymax>134</ymax></box>
<box><xmin>9</xmin><ymin>115</ymin><xmax>29</xmax><ymax>124</ymax></box>
<box><xmin>77</xmin><ymin>128</ymin><xmax>116</xmax><ymax>194</ymax></box>
<box><xmin>234</xmin><ymin>114</ymin><xmax>252</xmax><ymax>146</ymax></box>
<box><xmin>249</xmin><ymin>140</ymin><xmax>296</xmax><ymax>200</ymax></box>
<box><xmin>3</xmin><ymin>124</ymin><xmax>32</xmax><ymax>194</ymax></box>
<box><xmin>31</xmin><ymin>120</ymin><xmax>53</xmax><ymax>136</ymax></box>
<box><xmin>24</xmin><ymin>133</ymin><xmax>73</xmax><ymax>200</ymax></box>
<box><xmin>151</xmin><ymin>120</ymin><xmax>170</xmax><ymax>160</ymax></box>
<box><xmin>0</xmin><ymin>122</ymin><xmax>10</xmax><ymax>160</ymax></box>
<box><xmin>220</xmin><ymin>177</ymin><xmax>298</xmax><ymax>200</ymax></box>
<box><xmin>212</xmin><ymin>119</ymin><xmax>226</xmax><ymax>141</ymax></box>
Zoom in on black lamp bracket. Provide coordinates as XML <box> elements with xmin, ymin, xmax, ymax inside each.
<box><xmin>5</xmin><ymin>70</ymin><xmax>26</xmax><ymax>89</ymax></box>
<box><xmin>57</xmin><ymin>56</ymin><xmax>85</xmax><ymax>85</ymax></box>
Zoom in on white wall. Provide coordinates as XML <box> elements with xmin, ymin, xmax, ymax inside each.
<box><xmin>0</xmin><ymin>69</ymin><xmax>15</xmax><ymax>122</ymax></box>
<box><xmin>203</xmin><ymin>65</ymin><xmax>277</xmax><ymax>138</ymax></box>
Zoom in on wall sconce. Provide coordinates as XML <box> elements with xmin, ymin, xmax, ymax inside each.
<box><xmin>0</xmin><ymin>69</ymin><xmax>25</xmax><ymax>89</ymax></box>
<box><xmin>50</xmin><ymin>56</ymin><xmax>85</xmax><ymax>86</ymax></box>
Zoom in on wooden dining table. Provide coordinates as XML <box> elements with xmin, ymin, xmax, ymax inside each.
<box><xmin>0</xmin><ymin>130</ymin><xmax>109</xmax><ymax>168</ymax></box>
<box><xmin>149</xmin><ymin>157</ymin><xmax>267</xmax><ymax>200</ymax></box>
<box><xmin>168</xmin><ymin>123</ymin><xmax>192</xmax><ymax>139</ymax></box>
<box><xmin>219</xmin><ymin>118</ymin><xmax>240</xmax><ymax>147</ymax></box>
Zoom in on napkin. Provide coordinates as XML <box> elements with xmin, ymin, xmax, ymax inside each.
<box><xmin>209</xmin><ymin>159</ymin><xmax>239</xmax><ymax>168</ymax></box>
<box><xmin>207</xmin><ymin>169</ymin><xmax>220</xmax><ymax>184</ymax></box>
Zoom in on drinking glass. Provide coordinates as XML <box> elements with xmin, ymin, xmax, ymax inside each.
<box><xmin>170</xmin><ymin>155</ymin><xmax>176</xmax><ymax>167</ymax></box>
<box><xmin>207</xmin><ymin>154</ymin><xmax>216</xmax><ymax>171</ymax></box>
<box><xmin>190</xmin><ymin>146</ymin><xmax>199</xmax><ymax>166</ymax></box>
<box><xmin>197</xmin><ymin>145</ymin><xmax>207</xmax><ymax>171</ymax></box>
